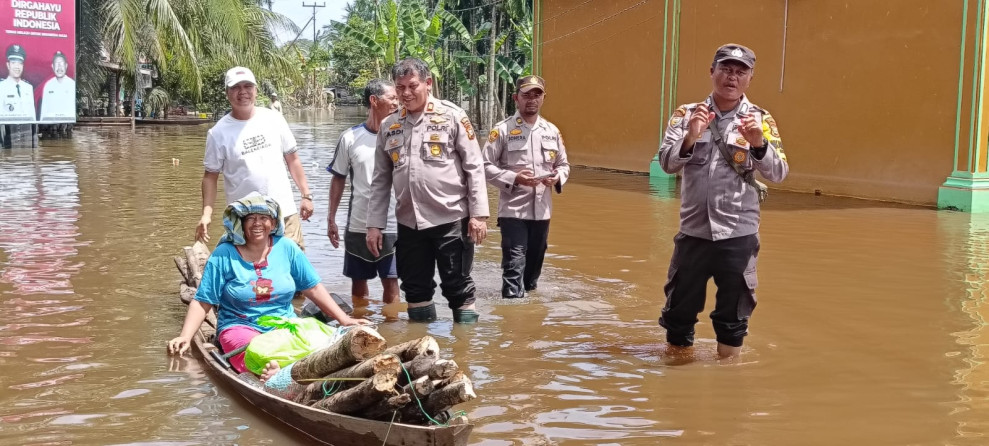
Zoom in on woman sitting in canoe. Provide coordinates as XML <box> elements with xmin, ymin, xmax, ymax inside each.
<box><xmin>167</xmin><ymin>192</ymin><xmax>369</xmax><ymax>381</ymax></box>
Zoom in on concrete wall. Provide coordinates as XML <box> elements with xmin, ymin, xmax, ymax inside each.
<box><xmin>537</xmin><ymin>0</ymin><xmax>966</xmax><ymax>205</ymax></box>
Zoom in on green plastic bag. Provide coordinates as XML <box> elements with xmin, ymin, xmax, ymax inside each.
<box><xmin>242</xmin><ymin>316</ymin><xmax>338</xmax><ymax>375</ymax></box>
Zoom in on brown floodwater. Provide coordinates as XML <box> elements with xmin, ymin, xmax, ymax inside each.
<box><xmin>2</xmin><ymin>107</ymin><xmax>989</xmax><ymax>445</ymax></box>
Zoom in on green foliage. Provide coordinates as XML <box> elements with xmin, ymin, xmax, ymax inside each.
<box><xmin>79</xmin><ymin>0</ymin><xmax>302</xmax><ymax>109</ymax></box>
<box><xmin>327</xmin><ymin>0</ymin><xmax>531</xmax><ymax>99</ymax></box>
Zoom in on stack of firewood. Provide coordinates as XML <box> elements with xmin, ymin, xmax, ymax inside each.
<box><xmin>289</xmin><ymin>328</ymin><xmax>476</xmax><ymax>424</ymax></box>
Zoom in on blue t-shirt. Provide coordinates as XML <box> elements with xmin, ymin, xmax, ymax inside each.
<box><xmin>194</xmin><ymin>236</ymin><xmax>321</xmax><ymax>333</ymax></box>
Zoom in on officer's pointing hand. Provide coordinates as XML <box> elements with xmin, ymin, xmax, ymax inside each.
<box><xmin>687</xmin><ymin>103</ymin><xmax>715</xmax><ymax>139</ymax></box>
<box><xmin>739</xmin><ymin>114</ymin><xmax>764</xmax><ymax>147</ymax></box>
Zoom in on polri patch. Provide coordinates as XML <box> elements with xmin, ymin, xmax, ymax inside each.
<box><xmin>461</xmin><ymin>117</ymin><xmax>475</xmax><ymax>140</ymax></box>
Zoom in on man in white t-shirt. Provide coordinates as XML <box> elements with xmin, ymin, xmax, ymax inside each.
<box><xmin>39</xmin><ymin>51</ymin><xmax>76</xmax><ymax>122</ymax></box>
<box><xmin>327</xmin><ymin>79</ymin><xmax>400</xmax><ymax>304</ymax></box>
<box><xmin>196</xmin><ymin>66</ymin><xmax>315</xmax><ymax>249</ymax></box>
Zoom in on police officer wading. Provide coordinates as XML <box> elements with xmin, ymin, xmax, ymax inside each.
<box><xmin>483</xmin><ymin>75</ymin><xmax>569</xmax><ymax>299</ymax></box>
<box><xmin>657</xmin><ymin>43</ymin><xmax>788</xmax><ymax>359</ymax></box>
<box><xmin>366</xmin><ymin>58</ymin><xmax>490</xmax><ymax>324</ymax></box>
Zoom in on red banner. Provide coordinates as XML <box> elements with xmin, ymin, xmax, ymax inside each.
<box><xmin>1</xmin><ymin>0</ymin><xmax>76</xmax><ymax>124</ymax></box>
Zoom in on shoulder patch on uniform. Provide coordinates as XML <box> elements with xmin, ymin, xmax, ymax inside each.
<box><xmin>762</xmin><ymin>112</ymin><xmax>780</xmax><ymax>139</ymax></box>
<box><xmin>669</xmin><ymin>104</ymin><xmax>688</xmax><ymax>127</ymax></box>
<box><xmin>460</xmin><ymin>117</ymin><xmax>475</xmax><ymax>140</ymax></box>
<box><xmin>488</xmin><ymin>129</ymin><xmax>499</xmax><ymax>143</ymax></box>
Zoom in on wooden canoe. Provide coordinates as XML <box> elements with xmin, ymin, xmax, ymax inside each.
<box><xmin>188</xmin><ymin>314</ymin><xmax>474</xmax><ymax>446</ymax></box>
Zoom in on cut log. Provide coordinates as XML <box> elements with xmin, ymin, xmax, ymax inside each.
<box><xmin>293</xmin><ymin>353</ymin><xmax>401</xmax><ymax>406</ymax></box>
<box><xmin>399</xmin><ymin>355</ymin><xmax>459</xmax><ymax>385</ymax></box>
<box><xmin>174</xmin><ymin>256</ymin><xmax>191</xmax><ymax>286</ymax></box>
<box><xmin>432</xmin><ymin>371</ymin><xmax>465</xmax><ymax>390</ymax></box>
<box><xmin>399</xmin><ymin>375</ymin><xmax>475</xmax><ymax>424</ymax></box>
<box><xmin>311</xmin><ymin>371</ymin><xmax>398</xmax><ymax>415</ymax></box>
<box><xmin>359</xmin><ymin>393</ymin><xmax>412</xmax><ymax>421</ymax></box>
<box><xmin>179</xmin><ymin>283</ymin><xmax>196</xmax><ymax>304</ymax></box>
<box><xmin>423</xmin><ymin>375</ymin><xmax>475</xmax><ymax>414</ymax></box>
<box><xmin>291</xmin><ymin>326</ymin><xmax>387</xmax><ymax>382</ymax></box>
<box><xmin>428</xmin><ymin>359</ymin><xmax>459</xmax><ymax>381</ymax></box>
<box><xmin>327</xmin><ymin>353</ymin><xmax>400</xmax><ymax>379</ymax></box>
<box><xmin>381</xmin><ymin>336</ymin><xmax>440</xmax><ymax>362</ymax></box>
<box><xmin>190</xmin><ymin>241</ymin><xmax>210</xmax><ymax>276</ymax></box>
<box><xmin>402</xmin><ymin>375</ymin><xmax>435</xmax><ymax>400</ymax></box>
<box><xmin>183</xmin><ymin>246</ymin><xmax>202</xmax><ymax>287</ymax></box>
<box><xmin>400</xmin><ymin>354</ymin><xmax>437</xmax><ymax>385</ymax></box>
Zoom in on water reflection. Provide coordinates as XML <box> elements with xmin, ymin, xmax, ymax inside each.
<box><xmin>0</xmin><ymin>159</ymin><xmax>84</xmax><ymax>294</ymax></box>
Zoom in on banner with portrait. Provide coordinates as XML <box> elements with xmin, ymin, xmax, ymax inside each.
<box><xmin>0</xmin><ymin>0</ymin><xmax>76</xmax><ymax>124</ymax></box>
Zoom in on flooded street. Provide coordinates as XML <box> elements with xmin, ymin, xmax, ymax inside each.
<box><xmin>3</xmin><ymin>107</ymin><xmax>989</xmax><ymax>445</ymax></box>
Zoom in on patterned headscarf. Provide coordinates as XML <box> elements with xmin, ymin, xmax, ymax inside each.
<box><xmin>218</xmin><ymin>192</ymin><xmax>284</xmax><ymax>246</ymax></box>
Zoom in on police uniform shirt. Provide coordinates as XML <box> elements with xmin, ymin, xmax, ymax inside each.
<box><xmin>368</xmin><ymin>97</ymin><xmax>490</xmax><ymax>230</ymax></box>
<box><xmin>0</xmin><ymin>77</ymin><xmax>36</xmax><ymax>121</ymax></box>
<box><xmin>483</xmin><ymin>112</ymin><xmax>570</xmax><ymax>220</ymax></box>
<box><xmin>658</xmin><ymin>94</ymin><xmax>788</xmax><ymax>241</ymax></box>
<box><xmin>40</xmin><ymin>76</ymin><xmax>76</xmax><ymax>121</ymax></box>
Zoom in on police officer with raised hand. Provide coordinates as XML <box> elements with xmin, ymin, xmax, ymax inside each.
<box><xmin>483</xmin><ymin>75</ymin><xmax>570</xmax><ymax>299</ymax></box>
<box><xmin>366</xmin><ymin>58</ymin><xmax>489</xmax><ymax>324</ymax></box>
<box><xmin>657</xmin><ymin>43</ymin><xmax>788</xmax><ymax>359</ymax></box>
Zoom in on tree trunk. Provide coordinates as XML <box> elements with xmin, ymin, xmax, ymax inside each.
<box><xmin>291</xmin><ymin>326</ymin><xmax>387</xmax><ymax>381</ymax></box>
<box><xmin>311</xmin><ymin>371</ymin><xmax>398</xmax><ymax>415</ymax></box>
<box><xmin>486</xmin><ymin>5</ymin><xmax>498</xmax><ymax>130</ymax></box>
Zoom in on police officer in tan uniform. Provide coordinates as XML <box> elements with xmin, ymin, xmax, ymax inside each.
<box><xmin>367</xmin><ymin>58</ymin><xmax>489</xmax><ymax>324</ymax></box>
<box><xmin>483</xmin><ymin>75</ymin><xmax>570</xmax><ymax>299</ymax></box>
<box><xmin>657</xmin><ymin>44</ymin><xmax>788</xmax><ymax>359</ymax></box>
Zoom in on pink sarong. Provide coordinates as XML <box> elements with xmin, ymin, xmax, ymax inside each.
<box><xmin>218</xmin><ymin>325</ymin><xmax>262</xmax><ymax>374</ymax></box>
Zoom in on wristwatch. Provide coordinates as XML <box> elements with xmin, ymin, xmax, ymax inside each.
<box><xmin>301</xmin><ymin>193</ymin><xmax>314</xmax><ymax>201</ymax></box>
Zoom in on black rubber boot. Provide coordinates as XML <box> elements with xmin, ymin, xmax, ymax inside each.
<box><xmin>407</xmin><ymin>303</ymin><xmax>437</xmax><ymax>322</ymax></box>
<box><xmin>452</xmin><ymin>309</ymin><xmax>479</xmax><ymax>324</ymax></box>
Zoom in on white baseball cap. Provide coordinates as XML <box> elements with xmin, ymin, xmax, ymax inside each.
<box><xmin>224</xmin><ymin>66</ymin><xmax>257</xmax><ymax>88</ymax></box>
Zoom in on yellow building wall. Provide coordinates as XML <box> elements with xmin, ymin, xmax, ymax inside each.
<box><xmin>537</xmin><ymin>0</ymin><xmax>966</xmax><ymax>205</ymax></box>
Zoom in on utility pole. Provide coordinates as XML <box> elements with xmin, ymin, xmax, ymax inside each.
<box><xmin>302</xmin><ymin>2</ymin><xmax>325</xmax><ymax>106</ymax></box>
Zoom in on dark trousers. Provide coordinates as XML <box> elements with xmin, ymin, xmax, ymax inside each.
<box><xmin>658</xmin><ymin>232</ymin><xmax>760</xmax><ymax>347</ymax></box>
<box><xmin>498</xmin><ymin>218</ymin><xmax>550</xmax><ymax>298</ymax></box>
<box><xmin>396</xmin><ymin>219</ymin><xmax>476</xmax><ymax>309</ymax></box>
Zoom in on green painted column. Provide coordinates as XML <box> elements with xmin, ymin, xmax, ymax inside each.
<box><xmin>938</xmin><ymin>0</ymin><xmax>989</xmax><ymax>212</ymax></box>
<box><xmin>649</xmin><ymin>0</ymin><xmax>681</xmax><ymax>183</ymax></box>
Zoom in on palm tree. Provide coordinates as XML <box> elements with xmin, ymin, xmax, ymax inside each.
<box><xmin>78</xmin><ymin>0</ymin><xmax>301</xmax><ymax>113</ymax></box>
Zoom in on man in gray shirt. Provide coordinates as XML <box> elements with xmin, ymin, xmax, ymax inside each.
<box><xmin>657</xmin><ymin>43</ymin><xmax>788</xmax><ymax>359</ymax></box>
<box><xmin>366</xmin><ymin>58</ymin><xmax>489</xmax><ymax>324</ymax></box>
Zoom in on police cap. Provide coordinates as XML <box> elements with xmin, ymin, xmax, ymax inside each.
<box><xmin>6</xmin><ymin>44</ymin><xmax>26</xmax><ymax>62</ymax></box>
<box><xmin>713</xmin><ymin>43</ymin><xmax>756</xmax><ymax>69</ymax></box>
